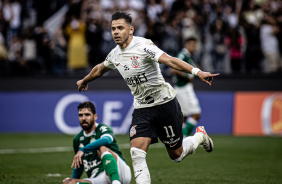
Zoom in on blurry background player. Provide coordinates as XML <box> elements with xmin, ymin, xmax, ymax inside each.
<box><xmin>62</xmin><ymin>101</ymin><xmax>131</xmax><ymax>184</ymax></box>
<box><xmin>171</xmin><ymin>37</ymin><xmax>201</xmax><ymax>136</ymax></box>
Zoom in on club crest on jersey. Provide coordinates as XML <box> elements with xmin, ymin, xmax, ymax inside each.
<box><xmin>130</xmin><ymin>56</ymin><xmax>139</xmax><ymax>68</ymax></box>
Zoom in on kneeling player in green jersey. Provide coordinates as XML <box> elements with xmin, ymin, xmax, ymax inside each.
<box><xmin>62</xmin><ymin>102</ymin><xmax>131</xmax><ymax>184</ymax></box>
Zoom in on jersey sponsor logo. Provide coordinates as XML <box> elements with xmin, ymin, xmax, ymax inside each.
<box><xmin>144</xmin><ymin>48</ymin><xmax>156</xmax><ymax>58</ymax></box>
<box><xmin>131</xmin><ymin>56</ymin><xmax>140</xmax><ymax>68</ymax></box>
<box><xmin>130</xmin><ymin>125</ymin><xmax>137</xmax><ymax>137</ymax></box>
<box><xmin>84</xmin><ymin>159</ymin><xmax>102</xmax><ymax>172</ymax></box>
<box><xmin>138</xmin><ymin>96</ymin><xmax>154</xmax><ymax>105</ymax></box>
<box><xmin>163</xmin><ymin>137</ymin><xmax>180</xmax><ymax>145</ymax></box>
<box><xmin>125</xmin><ymin>73</ymin><xmax>148</xmax><ymax>86</ymax></box>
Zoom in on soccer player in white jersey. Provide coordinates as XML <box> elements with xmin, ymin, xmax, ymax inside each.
<box><xmin>77</xmin><ymin>11</ymin><xmax>219</xmax><ymax>184</ymax></box>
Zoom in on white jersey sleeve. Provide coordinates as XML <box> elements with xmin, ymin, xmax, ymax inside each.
<box><xmin>104</xmin><ymin>49</ymin><xmax>117</xmax><ymax>69</ymax></box>
<box><xmin>142</xmin><ymin>39</ymin><xmax>164</xmax><ymax>63</ymax></box>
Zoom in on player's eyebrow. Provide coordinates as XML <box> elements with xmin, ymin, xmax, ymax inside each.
<box><xmin>78</xmin><ymin>113</ymin><xmax>91</xmax><ymax>116</ymax></box>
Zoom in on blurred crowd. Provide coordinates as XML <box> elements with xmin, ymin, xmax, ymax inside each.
<box><xmin>0</xmin><ymin>0</ymin><xmax>282</xmax><ymax>78</ymax></box>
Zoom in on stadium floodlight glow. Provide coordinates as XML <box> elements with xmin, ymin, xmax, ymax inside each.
<box><xmin>54</xmin><ymin>93</ymin><xmax>89</xmax><ymax>135</ymax></box>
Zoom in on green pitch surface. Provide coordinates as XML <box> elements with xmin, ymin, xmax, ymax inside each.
<box><xmin>0</xmin><ymin>134</ymin><xmax>281</xmax><ymax>184</ymax></box>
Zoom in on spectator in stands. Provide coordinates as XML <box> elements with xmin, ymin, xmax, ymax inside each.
<box><xmin>85</xmin><ymin>11</ymin><xmax>103</xmax><ymax>68</ymax></box>
<box><xmin>260</xmin><ymin>14</ymin><xmax>281</xmax><ymax>73</ymax></box>
<box><xmin>22</xmin><ymin>27</ymin><xmax>40</xmax><ymax>76</ymax></box>
<box><xmin>51</xmin><ymin>27</ymin><xmax>67</xmax><ymax>75</ymax></box>
<box><xmin>225</xmin><ymin>27</ymin><xmax>244</xmax><ymax>74</ymax></box>
<box><xmin>7</xmin><ymin>35</ymin><xmax>26</xmax><ymax>76</ymax></box>
<box><xmin>209</xmin><ymin>17</ymin><xmax>228</xmax><ymax>73</ymax></box>
<box><xmin>240</xmin><ymin>0</ymin><xmax>264</xmax><ymax>74</ymax></box>
<box><xmin>65</xmin><ymin>15</ymin><xmax>88</xmax><ymax>71</ymax></box>
<box><xmin>34</xmin><ymin>25</ymin><xmax>52</xmax><ymax>75</ymax></box>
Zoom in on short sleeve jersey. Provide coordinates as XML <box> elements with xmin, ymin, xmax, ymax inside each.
<box><xmin>173</xmin><ymin>48</ymin><xmax>195</xmax><ymax>87</ymax></box>
<box><xmin>104</xmin><ymin>36</ymin><xmax>176</xmax><ymax>109</ymax></box>
<box><xmin>73</xmin><ymin>123</ymin><xmax>124</xmax><ymax>178</ymax></box>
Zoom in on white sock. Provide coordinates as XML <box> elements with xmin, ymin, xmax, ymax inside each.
<box><xmin>173</xmin><ymin>136</ymin><xmax>199</xmax><ymax>162</ymax></box>
<box><xmin>194</xmin><ymin>132</ymin><xmax>205</xmax><ymax>144</ymax></box>
<box><xmin>112</xmin><ymin>180</ymin><xmax>121</xmax><ymax>184</ymax></box>
<box><xmin>130</xmin><ymin>147</ymin><xmax>151</xmax><ymax>184</ymax></box>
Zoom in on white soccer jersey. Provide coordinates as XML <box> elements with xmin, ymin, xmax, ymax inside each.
<box><xmin>104</xmin><ymin>36</ymin><xmax>176</xmax><ymax>109</ymax></box>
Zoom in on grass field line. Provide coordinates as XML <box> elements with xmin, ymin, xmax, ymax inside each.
<box><xmin>0</xmin><ymin>143</ymin><xmax>164</xmax><ymax>154</ymax></box>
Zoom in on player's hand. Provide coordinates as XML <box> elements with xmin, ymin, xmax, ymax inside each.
<box><xmin>197</xmin><ymin>71</ymin><xmax>220</xmax><ymax>86</ymax></box>
<box><xmin>77</xmin><ymin>79</ymin><xmax>88</xmax><ymax>92</ymax></box>
<box><xmin>62</xmin><ymin>177</ymin><xmax>71</xmax><ymax>184</ymax></box>
<box><xmin>71</xmin><ymin>150</ymin><xmax>84</xmax><ymax>169</ymax></box>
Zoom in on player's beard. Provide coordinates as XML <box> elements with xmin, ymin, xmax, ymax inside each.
<box><xmin>80</xmin><ymin>120</ymin><xmax>94</xmax><ymax>132</ymax></box>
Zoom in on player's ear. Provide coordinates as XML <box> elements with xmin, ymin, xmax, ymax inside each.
<box><xmin>94</xmin><ymin>113</ymin><xmax>98</xmax><ymax>121</ymax></box>
<box><xmin>130</xmin><ymin>25</ymin><xmax>134</xmax><ymax>35</ymax></box>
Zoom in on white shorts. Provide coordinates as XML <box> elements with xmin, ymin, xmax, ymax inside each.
<box><xmin>175</xmin><ymin>83</ymin><xmax>201</xmax><ymax>117</ymax></box>
<box><xmin>85</xmin><ymin>154</ymin><xmax>131</xmax><ymax>184</ymax></box>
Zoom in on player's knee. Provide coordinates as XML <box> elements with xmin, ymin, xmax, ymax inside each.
<box><xmin>171</xmin><ymin>150</ymin><xmax>185</xmax><ymax>163</ymax></box>
<box><xmin>62</xmin><ymin>178</ymin><xmax>75</xmax><ymax>184</ymax></box>
<box><xmin>169</xmin><ymin>152</ymin><xmax>182</xmax><ymax>160</ymax></box>
<box><xmin>167</xmin><ymin>146</ymin><xmax>183</xmax><ymax>161</ymax></box>
<box><xmin>98</xmin><ymin>145</ymin><xmax>109</xmax><ymax>153</ymax></box>
<box><xmin>98</xmin><ymin>146</ymin><xmax>109</xmax><ymax>158</ymax></box>
<box><xmin>99</xmin><ymin>146</ymin><xmax>118</xmax><ymax>160</ymax></box>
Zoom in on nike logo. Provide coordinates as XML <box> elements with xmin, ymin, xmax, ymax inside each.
<box><xmin>115</xmin><ymin>63</ymin><xmax>120</xmax><ymax>66</ymax></box>
<box><xmin>135</xmin><ymin>173</ymin><xmax>141</xmax><ymax>179</ymax></box>
<box><xmin>135</xmin><ymin>170</ymin><xmax>143</xmax><ymax>179</ymax></box>
<box><xmin>170</xmin><ymin>142</ymin><xmax>178</xmax><ymax>147</ymax></box>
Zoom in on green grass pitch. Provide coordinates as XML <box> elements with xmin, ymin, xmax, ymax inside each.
<box><xmin>0</xmin><ymin>134</ymin><xmax>281</xmax><ymax>184</ymax></box>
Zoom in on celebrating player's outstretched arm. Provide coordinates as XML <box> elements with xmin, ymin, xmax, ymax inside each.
<box><xmin>77</xmin><ymin>62</ymin><xmax>111</xmax><ymax>92</ymax></box>
<box><xmin>158</xmin><ymin>53</ymin><xmax>219</xmax><ymax>86</ymax></box>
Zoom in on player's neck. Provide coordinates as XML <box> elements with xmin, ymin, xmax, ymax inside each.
<box><xmin>119</xmin><ymin>35</ymin><xmax>133</xmax><ymax>50</ymax></box>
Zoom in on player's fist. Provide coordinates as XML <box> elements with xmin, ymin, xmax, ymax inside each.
<box><xmin>77</xmin><ymin>80</ymin><xmax>88</xmax><ymax>92</ymax></box>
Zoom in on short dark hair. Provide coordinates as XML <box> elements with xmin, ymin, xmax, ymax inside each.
<box><xmin>185</xmin><ymin>37</ymin><xmax>197</xmax><ymax>43</ymax></box>
<box><xmin>77</xmin><ymin>101</ymin><xmax>96</xmax><ymax>114</ymax></box>
<box><xmin>112</xmin><ymin>11</ymin><xmax>132</xmax><ymax>25</ymax></box>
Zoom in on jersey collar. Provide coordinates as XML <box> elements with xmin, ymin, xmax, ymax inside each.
<box><xmin>83</xmin><ymin>123</ymin><xmax>99</xmax><ymax>137</ymax></box>
<box><xmin>182</xmin><ymin>48</ymin><xmax>191</xmax><ymax>57</ymax></box>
